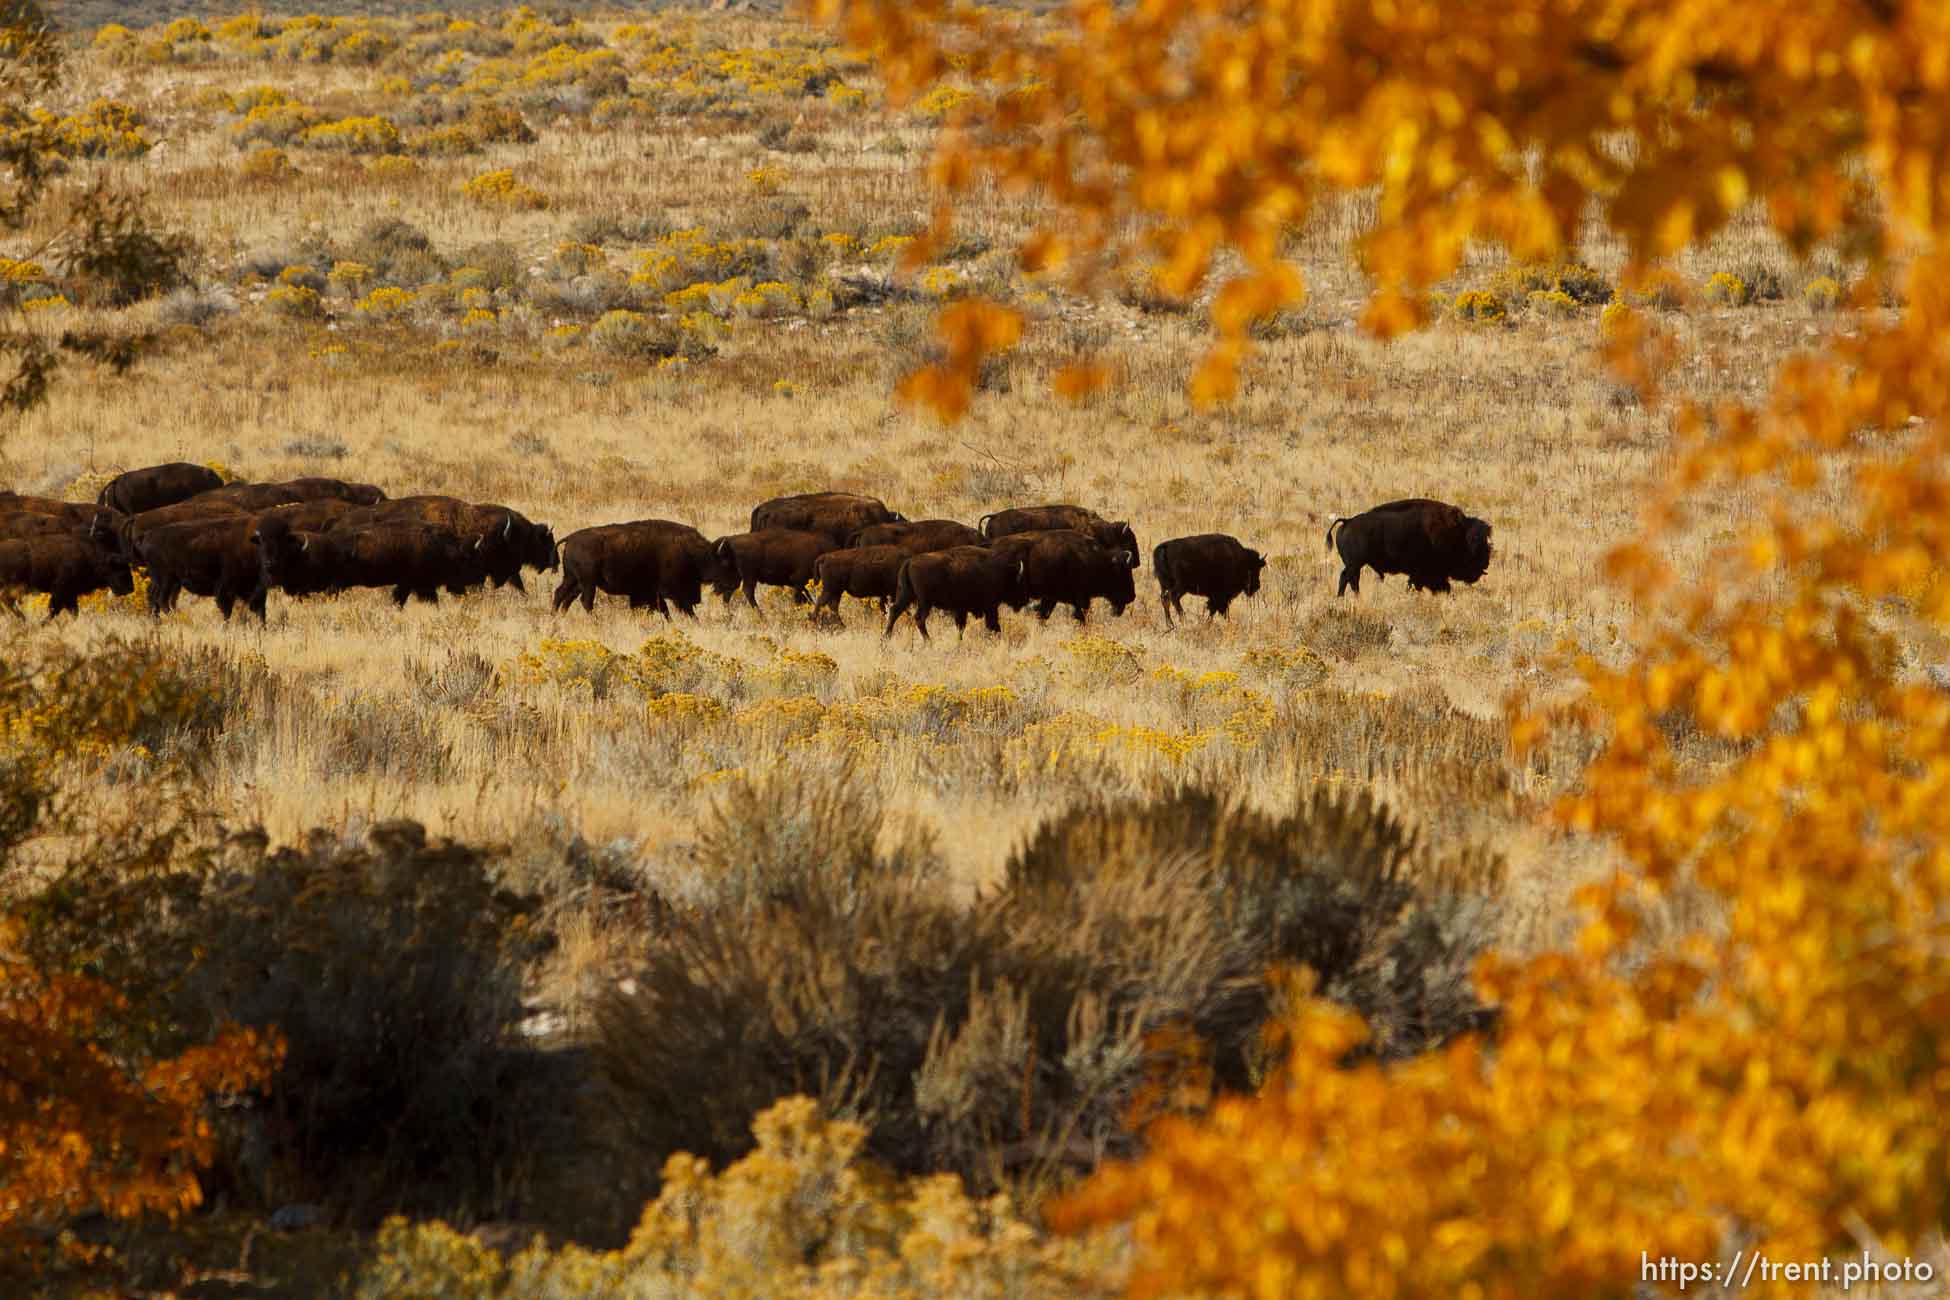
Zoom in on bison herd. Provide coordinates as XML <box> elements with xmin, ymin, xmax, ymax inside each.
<box><xmin>1</xmin><ymin>465</ymin><xmax>1496</xmax><ymax>638</ymax></box>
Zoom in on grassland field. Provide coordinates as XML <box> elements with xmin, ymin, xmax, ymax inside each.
<box><xmin>2</xmin><ymin>4</ymin><xmax>1899</xmax><ymax>1021</ymax></box>
<box><xmin>11</xmin><ymin>5</ymin><xmax>1950</xmax><ymax>1294</ymax></box>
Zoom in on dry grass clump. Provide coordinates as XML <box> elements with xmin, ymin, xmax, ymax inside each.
<box><xmin>591</xmin><ymin>774</ymin><xmax>1499</xmax><ymax>1209</ymax></box>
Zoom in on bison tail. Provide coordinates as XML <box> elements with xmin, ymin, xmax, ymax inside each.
<box><xmin>1151</xmin><ymin>542</ymin><xmax>1173</xmax><ymax>588</ymax></box>
<box><xmin>1325</xmin><ymin>517</ymin><xmax>1348</xmax><ymax>551</ymax></box>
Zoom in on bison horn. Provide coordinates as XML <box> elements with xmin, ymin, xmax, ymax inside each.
<box><xmin>299</xmin><ymin>536</ymin><xmax>310</xmax><ymax>551</ymax></box>
<box><xmin>502</xmin><ymin>513</ymin><xmax>514</xmax><ymax>539</ymax></box>
<box><xmin>1014</xmin><ymin>558</ymin><xmax>1025</xmax><ymax>580</ymax></box>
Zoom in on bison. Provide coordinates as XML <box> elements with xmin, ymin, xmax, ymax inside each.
<box><xmin>884</xmin><ymin>545</ymin><xmax>1029</xmax><ymax>640</ymax></box>
<box><xmin>811</xmin><ymin>544</ymin><xmax>909</xmax><ymax>619</ymax></box>
<box><xmin>985</xmin><ymin>529</ymin><xmax>1138</xmax><ymax>624</ymax></box>
<box><xmin>978</xmin><ymin>505</ymin><xmax>1138</xmax><ymax>560</ymax></box>
<box><xmin>258</xmin><ymin>523</ymin><xmax>486</xmax><ymax>607</ymax></box>
<box><xmin>0</xmin><ymin>535</ymin><xmax>134</xmax><ymax>619</ymax></box>
<box><xmin>282</xmin><ymin>476</ymin><xmax>386</xmax><ymax>506</ymax></box>
<box><xmin>1</xmin><ymin>510</ymin><xmax>105</xmax><ymax>544</ymax></box>
<box><xmin>116</xmin><ymin>496</ymin><xmax>252</xmax><ymax>563</ymax></box>
<box><xmin>350</xmin><ymin>496</ymin><xmax>556</xmax><ymax>591</ymax></box>
<box><xmin>552</xmin><ymin>521</ymin><xmax>729</xmax><ymax>619</ymax></box>
<box><xmin>135</xmin><ymin>515</ymin><xmax>270</xmax><ymax>621</ymax></box>
<box><xmin>1153</xmin><ymin>534</ymin><xmax>1267</xmax><ymax>626</ymax></box>
<box><xmin>201</xmin><ymin>482</ymin><xmax>307</xmax><ymax>512</ymax></box>
<box><xmin>847</xmin><ymin>518</ymin><xmax>984</xmax><ymax>552</ymax></box>
<box><xmin>750</xmin><ymin>492</ymin><xmax>902</xmax><ymax>546</ymax></box>
<box><xmin>97</xmin><ymin>462</ymin><xmax>225</xmax><ymax>515</ymax></box>
<box><xmin>1</xmin><ymin>492</ymin><xmax>121</xmax><ymax>532</ymax></box>
<box><xmin>1326</xmin><ymin>498</ymin><xmax>1493</xmax><ymax>596</ymax></box>
<box><xmin>712</xmin><ymin>528</ymin><xmax>839</xmax><ymax>609</ymax></box>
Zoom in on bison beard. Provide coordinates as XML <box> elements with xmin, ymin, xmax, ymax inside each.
<box><xmin>1326</xmin><ymin>498</ymin><xmax>1493</xmax><ymax>596</ymax></box>
<box><xmin>1153</xmin><ymin>533</ymin><xmax>1266</xmax><ymax>626</ymax></box>
<box><xmin>884</xmin><ymin>545</ymin><xmax>1029</xmax><ymax>640</ymax></box>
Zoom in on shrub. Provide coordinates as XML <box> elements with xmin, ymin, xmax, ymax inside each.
<box><xmin>354</xmin><ymin>1098</ymin><xmax>1124</xmax><ymax>1299</ymax></box>
<box><xmin>586</xmin><ymin>308</ymin><xmax>672</xmax><ymax>358</ymax></box>
<box><xmin>1803</xmin><ymin>274</ymin><xmax>1844</xmax><ymax>310</ymax></box>
<box><xmin>593</xmin><ymin>778</ymin><xmax>1499</xmax><ymax>1207</ymax></box>
<box><xmin>462</xmin><ymin>168</ymin><xmax>547</xmax><ymax>210</ymax></box>
<box><xmin>1525</xmin><ymin>287</ymin><xmax>1578</xmax><ymax>317</ymax></box>
<box><xmin>267</xmin><ymin>283</ymin><xmax>322</xmax><ymax>318</ymax></box>
<box><xmin>346</xmin><ymin>217</ymin><xmax>445</xmax><ymax>287</ymax></box>
<box><xmin>1449</xmin><ymin>289</ymin><xmax>1505</xmax><ymax>322</ymax></box>
<box><xmin>356</xmin><ymin>286</ymin><xmax>415</xmax><ymax>320</ymax></box>
<box><xmin>1703</xmin><ymin>270</ymin><xmax>1748</xmax><ymax>305</ymax></box>
<box><xmin>299</xmin><ymin>115</ymin><xmax>400</xmax><ymax>154</ymax></box>
<box><xmin>160</xmin><ymin>822</ymin><xmax>550</xmax><ymax>1223</ymax></box>
<box><xmin>158</xmin><ymin>284</ymin><xmax>237</xmax><ymax>328</ymax></box>
<box><xmin>238</xmin><ymin>146</ymin><xmax>298</xmax><ymax>183</ymax></box>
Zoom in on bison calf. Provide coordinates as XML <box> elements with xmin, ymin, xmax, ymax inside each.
<box><xmin>884</xmin><ymin>545</ymin><xmax>1028</xmax><ymax>640</ymax></box>
<box><xmin>1326</xmin><ymin>498</ymin><xmax>1492</xmax><ymax>596</ymax></box>
<box><xmin>1153</xmin><ymin>534</ymin><xmax>1267</xmax><ymax>626</ymax></box>
<box><xmin>0</xmin><ymin>536</ymin><xmax>134</xmax><ymax>619</ymax></box>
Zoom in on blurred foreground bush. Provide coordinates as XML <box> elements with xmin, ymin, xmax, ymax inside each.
<box><xmin>593</xmin><ymin>775</ymin><xmax>1500</xmax><ymax>1205</ymax></box>
<box><xmin>356</xmin><ymin>1096</ymin><xmax>1125</xmax><ymax>1299</ymax></box>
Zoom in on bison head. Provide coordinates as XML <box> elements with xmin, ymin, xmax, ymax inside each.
<box><xmin>105</xmin><ymin>560</ymin><xmax>135</xmax><ymax>597</ymax></box>
<box><xmin>1452</xmin><ymin>517</ymin><xmax>1493</xmax><ymax>584</ymax></box>
<box><xmin>1244</xmin><ymin>549</ymin><xmax>1266</xmax><ymax>596</ymax></box>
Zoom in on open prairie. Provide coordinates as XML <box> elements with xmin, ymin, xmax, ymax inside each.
<box><xmin>4</xmin><ymin>5</ymin><xmax>1925</xmax><ymax>1291</ymax></box>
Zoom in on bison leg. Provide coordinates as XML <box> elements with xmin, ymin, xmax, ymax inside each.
<box><xmin>1158</xmin><ymin>583</ymin><xmax>1178</xmax><ymax>628</ymax></box>
<box><xmin>1337</xmin><ymin>565</ymin><xmax>1360</xmax><ymax>597</ymax></box>
<box><xmin>47</xmin><ymin>587</ymin><xmax>80</xmax><ymax>619</ymax></box>
<box><xmin>912</xmin><ymin>603</ymin><xmax>933</xmax><ymax>639</ymax></box>
<box><xmin>507</xmin><ymin>572</ymin><xmax>526</xmax><ymax>594</ymax></box>
<box><xmin>551</xmin><ymin>575</ymin><xmax>576</xmax><ymax>613</ymax></box>
<box><xmin>1033</xmin><ymin>598</ymin><xmax>1057</xmax><ymax>621</ymax></box>
<box><xmin>742</xmin><ymin>579</ymin><xmax>759</xmax><ymax>609</ymax></box>
<box><xmin>789</xmin><ymin>584</ymin><xmax>810</xmax><ymax>605</ymax></box>
<box><xmin>216</xmin><ymin>590</ymin><xmax>236</xmax><ymax>621</ymax></box>
<box><xmin>416</xmin><ymin>588</ymin><xmax>440</xmax><ymax>605</ymax></box>
<box><xmin>1070</xmin><ymin>602</ymin><xmax>1088</xmax><ymax>624</ymax></box>
<box><xmin>983</xmin><ymin>607</ymin><xmax>1002</xmax><ymax>634</ymax></box>
<box><xmin>1209</xmin><ymin>594</ymin><xmax>1233</xmax><ymax>618</ymax></box>
<box><xmin>390</xmin><ymin>585</ymin><xmax>412</xmax><ymax>607</ymax></box>
<box><xmin>951</xmin><ymin>609</ymin><xmax>968</xmax><ymax>637</ymax></box>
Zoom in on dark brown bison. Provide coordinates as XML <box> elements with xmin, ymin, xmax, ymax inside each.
<box><xmin>847</xmin><ymin>518</ymin><xmax>984</xmax><ymax>552</ymax></box>
<box><xmin>250</xmin><ymin>498</ymin><xmax>357</xmax><ymax>542</ymax></box>
<box><xmin>884</xmin><ymin>545</ymin><xmax>1029</xmax><ymax>640</ymax></box>
<box><xmin>552</xmin><ymin>521</ymin><xmax>730</xmax><ymax>619</ymax></box>
<box><xmin>985</xmin><ymin>529</ymin><xmax>1138</xmax><ymax>623</ymax></box>
<box><xmin>811</xmin><ymin>544</ymin><xmax>909</xmax><ymax>618</ymax></box>
<box><xmin>201</xmin><ymin>482</ymin><xmax>307</xmax><ymax>512</ymax></box>
<box><xmin>0</xmin><ymin>535</ymin><xmax>134</xmax><ymax>618</ymax></box>
<box><xmin>117</xmin><ymin>496</ymin><xmax>253</xmax><ymax>562</ymax></box>
<box><xmin>136</xmin><ymin>515</ymin><xmax>270</xmax><ymax>621</ymax></box>
<box><xmin>258</xmin><ymin>523</ymin><xmax>487</xmax><ymax>607</ymax></box>
<box><xmin>0</xmin><ymin>492</ymin><xmax>120</xmax><ymax>531</ymax></box>
<box><xmin>97</xmin><ymin>462</ymin><xmax>225</xmax><ymax>515</ymax></box>
<box><xmin>1153</xmin><ymin>534</ymin><xmax>1267</xmax><ymax>626</ymax></box>
<box><xmin>282</xmin><ymin>476</ymin><xmax>386</xmax><ymax>506</ymax></box>
<box><xmin>712</xmin><ymin>529</ymin><xmax>839</xmax><ymax>608</ymax></box>
<box><xmin>349</xmin><ymin>496</ymin><xmax>555</xmax><ymax>590</ymax></box>
<box><xmin>978</xmin><ymin>505</ymin><xmax>1138</xmax><ymax>560</ymax></box>
<box><xmin>1</xmin><ymin>511</ymin><xmax>102</xmax><ymax>543</ymax></box>
<box><xmin>749</xmin><ymin>492</ymin><xmax>902</xmax><ymax>546</ymax></box>
<box><xmin>1326</xmin><ymin>498</ymin><xmax>1493</xmax><ymax>596</ymax></box>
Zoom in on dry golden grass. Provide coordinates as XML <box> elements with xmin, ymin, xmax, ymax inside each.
<box><xmin>2</xmin><ymin>7</ymin><xmax>1877</xmax><ymax>1006</ymax></box>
